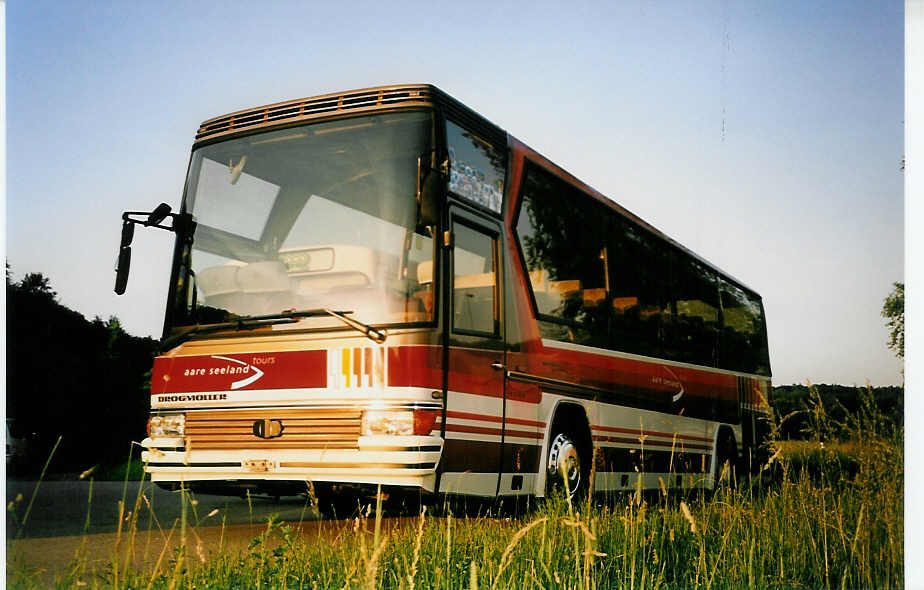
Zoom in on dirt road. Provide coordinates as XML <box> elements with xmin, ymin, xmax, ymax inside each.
<box><xmin>6</xmin><ymin>480</ymin><xmax>323</xmax><ymax>539</ymax></box>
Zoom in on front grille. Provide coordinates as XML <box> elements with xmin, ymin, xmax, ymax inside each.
<box><xmin>195</xmin><ymin>85</ymin><xmax>434</xmax><ymax>142</ymax></box>
<box><xmin>185</xmin><ymin>408</ymin><xmax>362</xmax><ymax>450</ymax></box>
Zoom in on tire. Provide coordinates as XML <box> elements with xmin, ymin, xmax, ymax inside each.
<box><xmin>546</xmin><ymin>431</ymin><xmax>589</xmax><ymax>501</ymax></box>
<box><xmin>713</xmin><ymin>431</ymin><xmax>738</xmax><ymax>489</ymax></box>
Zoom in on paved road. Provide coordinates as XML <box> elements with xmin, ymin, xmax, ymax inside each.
<box><xmin>5</xmin><ymin>480</ymin><xmax>421</xmax><ymax>585</ymax></box>
<box><xmin>6</xmin><ymin>480</ymin><xmax>324</xmax><ymax>539</ymax></box>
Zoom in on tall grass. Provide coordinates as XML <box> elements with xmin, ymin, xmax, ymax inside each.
<box><xmin>6</xmin><ymin>385</ymin><xmax>903</xmax><ymax>589</ymax></box>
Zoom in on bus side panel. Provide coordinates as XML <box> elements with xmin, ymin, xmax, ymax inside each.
<box><xmin>438</xmin><ymin>348</ymin><xmax>506</xmax><ymax>496</ymax></box>
<box><xmin>500</xmin><ymin>142</ymin><xmax>761</xmax><ymax>496</ymax></box>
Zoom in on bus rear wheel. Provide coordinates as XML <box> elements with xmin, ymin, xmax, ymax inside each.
<box><xmin>547</xmin><ymin>431</ymin><xmax>587</xmax><ymax>501</ymax></box>
<box><xmin>713</xmin><ymin>430</ymin><xmax>738</xmax><ymax>489</ymax></box>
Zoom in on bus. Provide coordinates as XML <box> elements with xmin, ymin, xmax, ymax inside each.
<box><xmin>115</xmin><ymin>83</ymin><xmax>772</xmax><ymax>502</ymax></box>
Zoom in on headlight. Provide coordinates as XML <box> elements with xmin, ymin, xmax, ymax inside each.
<box><xmin>147</xmin><ymin>414</ymin><xmax>185</xmax><ymax>437</ymax></box>
<box><xmin>361</xmin><ymin>409</ymin><xmax>438</xmax><ymax>436</ymax></box>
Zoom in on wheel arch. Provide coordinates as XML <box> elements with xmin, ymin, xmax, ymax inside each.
<box><xmin>537</xmin><ymin>399</ymin><xmax>593</xmax><ymax>496</ymax></box>
<box><xmin>710</xmin><ymin>424</ymin><xmax>739</xmax><ymax>487</ymax></box>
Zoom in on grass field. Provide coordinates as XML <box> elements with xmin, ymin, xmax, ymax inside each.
<box><xmin>6</xmin><ymin>387</ymin><xmax>903</xmax><ymax>589</ymax></box>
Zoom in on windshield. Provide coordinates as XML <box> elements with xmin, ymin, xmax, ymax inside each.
<box><xmin>169</xmin><ymin>111</ymin><xmax>437</xmax><ymax>332</ymax></box>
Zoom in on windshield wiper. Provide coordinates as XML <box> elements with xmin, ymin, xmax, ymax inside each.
<box><xmin>320</xmin><ymin>308</ymin><xmax>387</xmax><ymax>344</ymax></box>
<box><xmin>160</xmin><ymin>308</ymin><xmax>386</xmax><ymax>351</ymax></box>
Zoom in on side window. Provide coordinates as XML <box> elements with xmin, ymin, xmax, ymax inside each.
<box><xmin>666</xmin><ymin>252</ymin><xmax>719</xmax><ymax>366</ymax></box>
<box><xmin>719</xmin><ymin>280</ymin><xmax>770</xmax><ymax>375</ymax></box>
<box><xmin>515</xmin><ymin>163</ymin><xmax>609</xmax><ymax>346</ymax></box>
<box><xmin>452</xmin><ymin>222</ymin><xmax>497</xmax><ymax>335</ymax></box>
<box><xmin>608</xmin><ymin>218</ymin><xmax>668</xmax><ymax>357</ymax></box>
<box><xmin>446</xmin><ymin>121</ymin><xmax>506</xmax><ymax>214</ymax></box>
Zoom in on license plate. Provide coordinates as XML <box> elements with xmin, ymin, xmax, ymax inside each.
<box><xmin>242</xmin><ymin>460</ymin><xmax>274</xmax><ymax>472</ymax></box>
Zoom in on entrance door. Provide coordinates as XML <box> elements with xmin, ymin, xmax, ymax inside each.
<box><xmin>437</xmin><ymin>209</ymin><xmax>506</xmax><ymax>497</ymax></box>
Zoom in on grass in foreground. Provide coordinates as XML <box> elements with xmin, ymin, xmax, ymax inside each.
<box><xmin>6</xmin><ymin>386</ymin><xmax>903</xmax><ymax>589</ymax></box>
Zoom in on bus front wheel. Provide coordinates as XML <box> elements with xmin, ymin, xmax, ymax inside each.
<box><xmin>546</xmin><ymin>431</ymin><xmax>587</xmax><ymax>501</ymax></box>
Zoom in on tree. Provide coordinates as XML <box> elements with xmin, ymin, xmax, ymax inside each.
<box><xmin>18</xmin><ymin>272</ymin><xmax>57</xmax><ymax>301</ymax></box>
<box><xmin>882</xmin><ymin>282</ymin><xmax>904</xmax><ymax>360</ymax></box>
<box><xmin>7</xmin><ymin>271</ymin><xmax>158</xmax><ymax>473</ymax></box>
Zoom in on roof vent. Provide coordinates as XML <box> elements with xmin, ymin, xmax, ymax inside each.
<box><xmin>196</xmin><ymin>85</ymin><xmax>433</xmax><ymax>143</ymax></box>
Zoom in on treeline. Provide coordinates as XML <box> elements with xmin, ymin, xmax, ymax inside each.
<box><xmin>771</xmin><ymin>383</ymin><xmax>903</xmax><ymax>440</ymax></box>
<box><xmin>6</xmin><ymin>271</ymin><xmax>158</xmax><ymax>475</ymax></box>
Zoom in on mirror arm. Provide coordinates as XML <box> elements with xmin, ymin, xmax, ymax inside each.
<box><xmin>121</xmin><ymin>210</ymin><xmax>195</xmax><ymax>235</ymax></box>
<box><xmin>122</xmin><ymin>212</ymin><xmax>172</xmax><ymax>232</ymax></box>
<box><xmin>115</xmin><ymin>207</ymin><xmax>196</xmax><ymax>296</ymax></box>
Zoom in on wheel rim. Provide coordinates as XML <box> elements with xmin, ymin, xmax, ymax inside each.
<box><xmin>547</xmin><ymin>433</ymin><xmax>582</xmax><ymax>496</ymax></box>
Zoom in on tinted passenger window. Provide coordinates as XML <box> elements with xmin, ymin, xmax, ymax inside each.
<box><xmin>514</xmin><ymin>161</ymin><xmax>762</xmax><ymax>372</ymax></box>
<box><xmin>515</xmin><ymin>164</ymin><xmax>609</xmax><ymax>346</ymax></box>
<box><xmin>719</xmin><ymin>279</ymin><xmax>770</xmax><ymax>375</ymax></box>
<box><xmin>666</xmin><ymin>252</ymin><xmax>719</xmax><ymax>366</ymax></box>
<box><xmin>608</xmin><ymin>217</ymin><xmax>669</xmax><ymax>357</ymax></box>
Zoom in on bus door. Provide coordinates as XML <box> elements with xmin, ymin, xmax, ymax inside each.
<box><xmin>438</xmin><ymin>208</ymin><xmax>506</xmax><ymax>497</ymax></box>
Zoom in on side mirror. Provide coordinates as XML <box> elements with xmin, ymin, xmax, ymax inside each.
<box><xmin>115</xmin><ymin>221</ymin><xmax>135</xmax><ymax>294</ymax></box>
<box><xmin>116</xmin><ymin>204</ymin><xmax>191</xmax><ymax>295</ymax></box>
<box><xmin>114</xmin><ymin>245</ymin><xmax>132</xmax><ymax>295</ymax></box>
<box><xmin>147</xmin><ymin>203</ymin><xmax>173</xmax><ymax>226</ymax></box>
<box><xmin>417</xmin><ymin>156</ymin><xmax>440</xmax><ymax>227</ymax></box>
<box><xmin>120</xmin><ymin>219</ymin><xmax>135</xmax><ymax>247</ymax></box>
<box><xmin>420</xmin><ymin>171</ymin><xmax>441</xmax><ymax>227</ymax></box>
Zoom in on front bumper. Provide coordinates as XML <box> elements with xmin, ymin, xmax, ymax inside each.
<box><xmin>141</xmin><ymin>435</ymin><xmax>443</xmax><ymax>492</ymax></box>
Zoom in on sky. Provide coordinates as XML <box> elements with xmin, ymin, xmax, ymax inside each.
<box><xmin>5</xmin><ymin>1</ymin><xmax>904</xmax><ymax>386</ymax></box>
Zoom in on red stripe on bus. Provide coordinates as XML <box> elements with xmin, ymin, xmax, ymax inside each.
<box><xmin>445</xmin><ymin>410</ymin><xmax>544</xmax><ymax>428</ymax></box>
<box><xmin>446</xmin><ymin>410</ymin><xmax>501</xmax><ymax>423</ymax></box>
<box><xmin>444</xmin><ymin>424</ymin><xmax>503</xmax><ymax>436</ymax></box>
<box><xmin>506</xmin><ymin>343</ymin><xmax>740</xmax><ymax>413</ymax></box>
<box><xmin>447</xmin><ymin>348</ymin><xmax>508</xmax><ymax>399</ymax></box>
<box><xmin>387</xmin><ymin>346</ymin><xmax>443</xmax><ymax>389</ymax></box>
<box><xmin>505</xmin><ymin>417</ymin><xmax>545</xmax><ymax>428</ymax></box>
<box><xmin>391</xmin><ymin>345</ymin><xmax>743</xmax><ymax>412</ymax></box>
<box><xmin>592</xmin><ymin>435</ymin><xmax>712</xmax><ymax>452</ymax></box>
<box><xmin>444</xmin><ymin>423</ymin><xmax>543</xmax><ymax>440</ymax></box>
<box><xmin>591</xmin><ymin>425</ymin><xmax>713</xmax><ymax>443</ymax></box>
